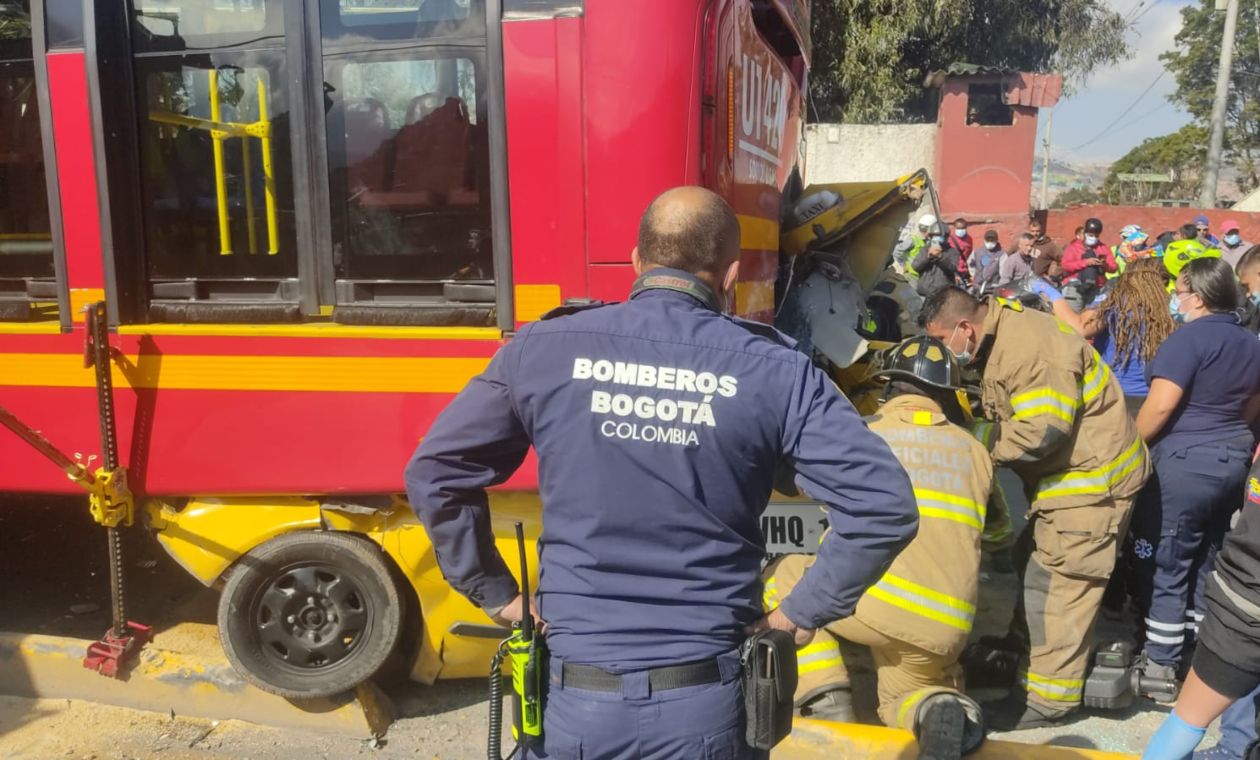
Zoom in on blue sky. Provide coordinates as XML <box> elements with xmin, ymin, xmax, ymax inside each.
<box><xmin>1048</xmin><ymin>0</ymin><xmax>1196</xmax><ymax>164</ymax></box>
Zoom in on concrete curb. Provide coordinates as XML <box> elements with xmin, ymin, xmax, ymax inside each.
<box><xmin>0</xmin><ymin>632</ymin><xmax>392</xmax><ymax>737</ymax></box>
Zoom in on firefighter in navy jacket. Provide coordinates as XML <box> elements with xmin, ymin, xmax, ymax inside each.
<box><xmin>405</xmin><ymin>187</ymin><xmax>917</xmax><ymax>759</ymax></box>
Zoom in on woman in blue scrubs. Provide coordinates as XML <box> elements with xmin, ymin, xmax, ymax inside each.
<box><xmin>1132</xmin><ymin>257</ymin><xmax>1260</xmax><ymax>687</ymax></box>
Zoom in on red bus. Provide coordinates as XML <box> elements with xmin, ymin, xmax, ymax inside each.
<box><xmin>0</xmin><ymin>0</ymin><xmax>810</xmax><ymax>697</ymax></box>
<box><xmin>0</xmin><ymin>0</ymin><xmax>808</xmax><ymax>496</ymax></box>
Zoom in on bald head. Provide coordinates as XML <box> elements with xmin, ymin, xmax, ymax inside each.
<box><xmin>637</xmin><ymin>186</ymin><xmax>741</xmax><ymax>275</ymax></box>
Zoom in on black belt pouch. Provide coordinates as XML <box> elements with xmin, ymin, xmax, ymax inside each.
<box><xmin>740</xmin><ymin>629</ymin><xmax>798</xmax><ymax>750</ymax></box>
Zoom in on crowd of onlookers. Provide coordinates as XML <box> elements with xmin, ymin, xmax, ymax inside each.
<box><xmin>896</xmin><ymin>212</ymin><xmax>1260</xmax><ymax>758</ymax></box>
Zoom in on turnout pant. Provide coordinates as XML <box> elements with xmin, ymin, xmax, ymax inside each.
<box><xmin>526</xmin><ymin>649</ymin><xmax>764</xmax><ymax>760</ymax></box>
<box><xmin>1019</xmin><ymin>498</ymin><xmax>1134</xmax><ymax>713</ymax></box>
<box><xmin>764</xmin><ymin>555</ymin><xmax>966</xmax><ymax>733</ymax></box>
<box><xmin>1132</xmin><ymin>436</ymin><xmax>1254</xmax><ymax>668</ymax></box>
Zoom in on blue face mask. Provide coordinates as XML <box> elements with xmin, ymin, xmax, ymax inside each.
<box><xmin>955</xmin><ymin>229</ymin><xmax>968</xmax><ymax>238</ymax></box>
<box><xmin>1169</xmin><ymin>294</ymin><xmax>1187</xmax><ymax>324</ymax></box>
<box><xmin>1226</xmin><ymin>233</ymin><xmax>1242</xmax><ymax>246</ymax></box>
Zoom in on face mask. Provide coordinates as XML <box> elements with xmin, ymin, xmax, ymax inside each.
<box><xmin>955</xmin><ymin>229</ymin><xmax>968</xmax><ymax>238</ymax></box>
<box><xmin>985</xmin><ymin>241</ymin><xmax>998</xmax><ymax>251</ymax></box>
<box><xmin>1226</xmin><ymin>233</ymin><xmax>1242</xmax><ymax>246</ymax></box>
<box><xmin>1169</xmin><ymin>294</ymin><xmax>1186</xmax><ymax>325</ymax></box>
<box><xmin>1085</xmin><ymin>235</ymin><xmax>1099</xmax><ymax>246</ymax></box>
<box><xmin>946</xmin><ymin>323</ymin><xmax>973</xmax><ymax>365</ymax></box>
<box><xmin>1250</xmin><ymin>292</ymin><xmax>1260</xmax><ymax>309</ymax></box>
<box><xmin>932</xmin><ymin>236</ymin><xmax>945</xmax><ymax>245</ymax></box>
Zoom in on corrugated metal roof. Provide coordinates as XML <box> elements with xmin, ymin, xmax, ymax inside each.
<box><xmin>941</xmin><ymin>62</ymin><xmax>1019</xmax><ymax>77</ymax></box>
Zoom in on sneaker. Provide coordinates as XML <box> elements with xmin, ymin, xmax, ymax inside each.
<box><xmin>1137</xmin><ymin>658</ymin><xmax>1180</xmax><ymax>704</ymax></box>
<box><xmin>985</xmin><ymin>699</ymin><xmax>1078</xmax><ymax>731</ymax></box>
<box><xmin>798</xmin><ymin>688</ymin><xmax>856</xmax><ymax>723</ymax></box>
<box><xmin>916</xmin><ymin>696</ymin><xmax>967</xmax><ymax>760</ymax></box>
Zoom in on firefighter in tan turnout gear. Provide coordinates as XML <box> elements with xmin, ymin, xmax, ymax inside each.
<box><xmin>764</xmin><ymin>336</ymin><xmax>990</xmax><ymax>759</ymax></box>
<box><xmin>921</xmin><ymin>287</ymin><xmax>1151</xmax><ymax>730</ymax></box>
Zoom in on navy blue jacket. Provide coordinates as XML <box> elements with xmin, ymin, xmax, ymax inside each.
<box><xmin>405</xmin><ymin>269</ymin><xmax>917</xmax><ymax>670</ymax></box>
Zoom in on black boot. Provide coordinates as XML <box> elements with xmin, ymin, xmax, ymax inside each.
<box><xmin>985</xmin><ymin>698</ymin><xmax>1078</xmax><ymax>731</ymax></box>
<box><xmin>916</xmin><ymin>696</ymin><xmax>966</xmax><ymax>760</ymax></box>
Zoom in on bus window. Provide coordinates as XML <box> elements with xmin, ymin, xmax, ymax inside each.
<box><xmin>323</xmin><ymin>47</ymin><xmax>493</xmax><ymax>316</ymax></box>
<box><xmin>320</xmin><ymin>0</ymin><xmax>482</xmax><ymax>43</ymax></box>
<box><xmin>132</xmin><ymin>53</ymin><xmax>300</xmax><ymax>309</ymax></box>
<box><xmin>0</xmin><ymin>0</ymin><xmax>54</xmax><ymax>319</ymax></box>
<box><xmin>132</xmin><ymin>0</ymin><xmax>277</xmax><ymax>51</ymax></box>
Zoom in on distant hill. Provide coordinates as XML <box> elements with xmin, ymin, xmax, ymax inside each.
<box><xmin>1031</xmin><ymin>156</ymin><xmax>1110</xmax><ymax>204</ymax></box>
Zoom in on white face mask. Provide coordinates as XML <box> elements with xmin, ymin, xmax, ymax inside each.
<box><xmin>1085</xmin><ymin>234</ymin><xmax>1099</xmax><ymax>246</ymax></box>
<box><xmin>955</xmin><ymin>228</ymin><xmax>968</xmax><ymax>238</ymax></box>
<box><xmin>984</xmin><ymin>241</ymin><xmax>998</xmax><ymax>251</ymax></box>
<box><xmin>946</xmin><ymin>323</ymin><xmax>974</xmax><ymax>365</ymax></box>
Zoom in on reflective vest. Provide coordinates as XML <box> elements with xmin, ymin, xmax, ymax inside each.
<box><xmin>849</xmin><ymin>395</ymin><xmax>994</xmax><ymax>656</ymax></box>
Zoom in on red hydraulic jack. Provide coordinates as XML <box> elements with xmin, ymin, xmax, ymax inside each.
<box><xmin>0</xmin><ymin>301</ymin><xmax>151</xmax><ymax>677</ymax></box>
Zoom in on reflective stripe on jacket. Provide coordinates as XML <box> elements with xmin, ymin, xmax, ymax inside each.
<box><xmin>977</xmin><ymin>299</ymin><xmax>1150</xmax><ymax>511</ymax></box>
<box><xmin>850</xmin><ymin>395</ymin><xmax>993</xmax><ymax>656</ymax></box>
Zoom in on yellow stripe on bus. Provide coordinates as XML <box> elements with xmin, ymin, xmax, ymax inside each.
<box><xmin>736</xmin><ymin>280</ymin><xmax>775</xmax><ymax>314</ymax></box>
<box><xmin>738</xmin><ymin>214</ymin><xmax>780</xmax><ymax>251</ymax></box>
<box><xmin>0</xmin><ymin>353</ymin><xmax>490</xmax><ymax>394</ymax></box>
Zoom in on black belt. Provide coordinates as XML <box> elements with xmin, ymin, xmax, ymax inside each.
<box><xmin>561</xmin><ymin>658</ymin><xmax>722</xmax><ymax>693</ymax></box>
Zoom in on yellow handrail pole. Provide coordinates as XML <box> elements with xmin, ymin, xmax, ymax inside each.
<box><xmin>209</xmin><ymin>69</ymin><xmax>232</xmax><ymax>256</ymax></box>
<box><xmin>258</xmin><ymin>76</ymin><xmax>279</xmax><ymax>255</ymax></box>
<box><xmin>241</xmin><ymin>133</ymin><xmax>257</xmax><ymax>255</ymax></box>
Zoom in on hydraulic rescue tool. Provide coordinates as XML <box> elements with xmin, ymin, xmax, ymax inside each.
<box><xmin>487</xmin><ymin>522</ymin><xmax>544</xmax><ymax>760</ymax></box>
<box><xmin>1083</xmin><ymin>641</ymin><xmax>1180</xmax><ymax>709</ymax></box>
<box><xmin>0</xmin><ymin>302</ymin><xmax>151</xmax><ymax>676</ymax></box>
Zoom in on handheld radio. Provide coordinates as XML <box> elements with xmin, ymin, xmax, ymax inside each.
<box><xmin>487</xmin><ymin>522</ymin><xmax>544</xmax><ymax>760</ymax></box>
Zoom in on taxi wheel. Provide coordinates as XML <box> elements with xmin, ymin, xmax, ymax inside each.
<box><xmin>217</xmin><ymin>531</ymin><xmax>403</xmax><ymax>700</ymax></box>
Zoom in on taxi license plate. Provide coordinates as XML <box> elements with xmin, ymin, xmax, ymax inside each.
<box><xmin>761</xmin><ymin>502</ymin><xmax>827</xmax><ymax>555</ymax></box>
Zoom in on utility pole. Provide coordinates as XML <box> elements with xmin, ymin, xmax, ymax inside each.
<box><xmin>1201</xmin><ymin>0</ymin><xmax>1240</xmax><ymax>208</ymax></box>
<box><xmin>1040</xmin><ymin>110</ymin><xmax>1054</xmax><ymax>209</ymax></box>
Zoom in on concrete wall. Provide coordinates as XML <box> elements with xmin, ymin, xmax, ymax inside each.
<box><xmin>1046</xmin><ymin>205</ymin><xmax>1260</xmax><ymax>246</ymax></box>
<box><xmin>803</xmin><ymin>124</ymin><xmax>937</xmax><ymax>185</ymax></box>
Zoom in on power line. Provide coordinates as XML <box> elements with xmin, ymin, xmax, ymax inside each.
<box><xmin>1068</xmin><ymin>71</ymin><xmax>1166</xmax><ymax>150</ymax></box>
<box><xmin>1123</xmin><ymin>0</ymin><xmax>1146</xmax><ymax>23</ymax></box>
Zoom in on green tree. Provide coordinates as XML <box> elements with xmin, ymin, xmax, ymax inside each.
<box><xmin>1100</xmin><ymin>124</ymin><xmax>1207</xmax><ymax>204</ymax></box>
<box><xmin>1051</xmin><ymin>185</ymin><xmax>1103</xmax><ymax>208</ymax></box>
<box><xmin>1162</xmin><ymin>0</ymin><xmax>1260</xmax><ymax>195</ymax></box>
<box><xmin>809</xmin><ymin>0</ymin><xmax>1129</xmax><ymax>123</ymax></box>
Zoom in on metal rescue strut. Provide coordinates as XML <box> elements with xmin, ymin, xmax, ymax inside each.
<box><xmin>0</xmin><ymin>301</ymin><xmax>151</xmax><ymax>677</ymax></box>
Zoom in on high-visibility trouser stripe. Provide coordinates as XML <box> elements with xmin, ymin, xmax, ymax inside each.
<box><xmin>796</xmin><ymin>638</ymin><xmax>844</xmax><ymax>676</ymax></box>
<box><xmin>1146</xmin><ymin>617</ymin><xmax>1186</xmax><ymax>644</ymax></box>
<box><xmin>914</xmin><ymin>488</ymin><xmax>985</xmax><ymax>531</ymax></box>
<box><xmin>763</xmin><ymin>579</ymin><xmax>779</xmax><ymax>611</ymax></box>
<box><xmin>1021</xmin><ymin>672</ymin><xmax>1084</xmax><ymax>702</ymax></box>
<box><xmin>896</xmin><ymin>689</ymin><xmax>934</xmax><ymax>729</ymax></box>
<box><xmin>1036</xmin><ymin>436</ymin><xmax>1145</xmax><ymax>500</ymax></box>
<box><xmin>1081</xmin><ymin>352</ymin><xmax>1111</xmax><ymax>404</ymax></box>
<box><xmin>971</xmin><ymin>421</ymin><xmax>995</xmax><ymax>448</ymax></box>
<box><xmin>1010</xmin><ymin>386</ymin><xmax>1078</xmax><ymax>425</ymax></box>
<box><xmin>867</xmin><ymin>574</ymin><xmax>975</xmax><ymax>632</ymax></box>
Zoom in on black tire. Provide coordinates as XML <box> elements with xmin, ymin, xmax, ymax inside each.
<box><xmin>217</xmin><ymin>531</ymin><xmax>402</xmax><ymax>700</ymax></box>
